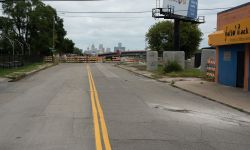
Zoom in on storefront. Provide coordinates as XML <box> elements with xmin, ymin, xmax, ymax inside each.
<box><xmin>208</xmin><ymin>2</ymin><xmax>250</xmax><ymax>92</ymax></box>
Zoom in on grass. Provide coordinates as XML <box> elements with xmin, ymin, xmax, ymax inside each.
<box><xmin>122</xmin><ymin>63</ymin><xmax>206</xmax><ymax>79</ymax></box>
<box><xmin>166</xmin><ymin>69</ymin><xmax>206</xmax><ymax>78</ymax></box>
<box><xmin>150</xmin><ymin>64</ymin><xmax>205</xmax><ymax>78</ymax></box>
<box><xmin>0</xmin><ymin>62</ymin><xmax>47</xmax><ymax>78</ymax></box>
<box><xmin>130</xmin><ymin>64</ymin><xmax>146</xmax><ymax>71</ymax></box>
<box><xmin>150</xmin><ymin>65</ymin><xmax>165</xmax><ymax>79</ymax></box>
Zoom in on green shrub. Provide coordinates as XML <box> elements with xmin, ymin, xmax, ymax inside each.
<box><xmin>164</xmin><ymin>61</ymin><xmax>183</xmax><ymax>73</ymax></box>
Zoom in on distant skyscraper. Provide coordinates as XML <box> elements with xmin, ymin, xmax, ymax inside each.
<box><xmin>98</xmin><ymin>44</ymin><xmax>105</xmax><ymax>54</ymax></box>
<box><xmin>91</xmin><ymin>44</ymin><xmax>95</xmax><ymax>51</ymax></box>
<box><xmin>99</xmin><ymin>44</ymin><xmax>104</xmax><ymax>50</ymax></box>
<box><xmin>114</xmin><ymin>42</ymin><xmax>125</xmax><ymax>52</ymax></box>
<box><xmin>106</xmin><ymin>48</ymin><xmax>111</xmax><ymax>53</ymax></box>
<box><xmin>118</xmin><ymin>42</ymin><xmax>122</xmax><ymax>47</ymax></box>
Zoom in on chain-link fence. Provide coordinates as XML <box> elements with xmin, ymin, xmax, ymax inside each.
<box><xmin>0</xmin><ymin>55</ymin><xmax>44</xmax><ymax>69</ymax></box>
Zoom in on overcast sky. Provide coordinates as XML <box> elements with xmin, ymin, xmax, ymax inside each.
<box><xmin>43</xmin><ymin>0</ymin><xmax>249</xmax><ymax>51</ymax></box>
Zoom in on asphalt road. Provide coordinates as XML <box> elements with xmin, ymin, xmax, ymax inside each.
<box><xmin>1</xmin><ymin>63</ymin><xmax>250</xmax><ymax>150</ymax></box>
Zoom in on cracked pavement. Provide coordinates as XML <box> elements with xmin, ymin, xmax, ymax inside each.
<box><xmin>0</xmin><ymin>63</ymin><xmax>250</xmax><ymax>150</ymax></box>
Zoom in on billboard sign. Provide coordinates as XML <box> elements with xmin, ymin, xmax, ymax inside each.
<box><xmin>163</xmin><ymin>0</ymin><xmax>198</xmax><ymax>19</ymax></box>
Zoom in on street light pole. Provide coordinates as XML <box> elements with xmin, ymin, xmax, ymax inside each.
<box><xmin>53</xmin><ymin>15</ymin><xmax>55</xmax><ymax>50</ymax></box>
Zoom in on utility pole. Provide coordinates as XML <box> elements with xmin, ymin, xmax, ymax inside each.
<box><xmin>174</xmin><ymin>19</ymin><xmax>180</xmax><ymax>51</ymax></box>
<box><xmin>53</xmin><ymin>15</ymin><xmax>55</xmax><ymax>50</ymax></box>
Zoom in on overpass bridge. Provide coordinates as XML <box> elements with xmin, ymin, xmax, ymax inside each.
<box><xmin>98</xmin><ymin>50</ymin><xmax>146</xmax><ymax>58</ymax></box>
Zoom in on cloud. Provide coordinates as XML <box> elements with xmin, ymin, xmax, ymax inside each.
<box><xmin>45</xmin><ymin>0</ymin><xmax>250</xmax><ymax>51</ymax></box>
<box><xmin>44</xmin><ymin>0</ymin><xmax>156</xmax><ymax>50</ymax></box>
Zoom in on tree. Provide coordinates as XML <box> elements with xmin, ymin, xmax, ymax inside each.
<box><xmin>1</xmin><ymin>0</ymin><xmax>71</xmax><ymax>56</ymax></box>
<box><xmin>29</xmin><ymin>3</ymin><xmax>58</xmax><ymax>55</ymax></box>
<box><xmin>55</xmin><ymin>17</ymin><xmax>67</xmax><ymax>54</ymax></box>
<box><xmin>146</xmin><ymin>21</ymin><xmax>203</xmax><ymax>58</ymax></box>
<box><xmin>0</xmin><ymin>16</ymin><xmax>15</xmax><ymax>55</ymax></box>
<box><xmin>73</xmin><ymin>47</ymin><xmax>83</xmax><ymax>55</ymax></box>
<box><xmin>2</xmin><ymin>0</ymin><xmax>33</xmax><ymax>55</ymax></box>
<box><xmin>61</xmin><ymin>38</ymin><xmax>75</xmax><ymax>54</ymax></box>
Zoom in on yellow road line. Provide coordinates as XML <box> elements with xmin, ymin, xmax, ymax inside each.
<box><xmin>89</xmin><ymin>69</ymin><xmax>112</xmax><ymax>150</ymax></box>
<box><xmin>87</xmin><ymin>67</ymin><xmax>103</xmax><ymax>150</ymax></box>
<box><xmin>87</xmin><ymin>65</ymin><xmax>112</xmax><ymax>150</ymax></box>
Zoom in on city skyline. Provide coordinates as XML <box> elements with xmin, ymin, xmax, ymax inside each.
<box><xmin>85</xmin><ymin>42</ymin><xmax>128</xmax><ymax>55</ymax></box>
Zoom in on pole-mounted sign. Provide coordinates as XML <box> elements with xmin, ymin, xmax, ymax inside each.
<box><xmin>152</xmin><ymin>0</ymin><xmax>204</xmax><ymax>51</ymax></box>
<box><xmin>162</xmin><ymin>0</ymin><xmax>198</xmax><ymax>19</ymax></box>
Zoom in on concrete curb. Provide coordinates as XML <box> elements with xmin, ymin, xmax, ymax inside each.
<box><xmin>115</xmin><ymin>65</ymin><xmax>170</xmax><ymax>83</ymax></box>
<box><xmin>172</xmin><ymin>84</ymin><xmax>250</xmax><ymax>114</ymax></box>
<box><xmin>116</xmin><ymin>65</ymin><xmax>154</xmax><ymax>79</ymax></box>
<box><xmin>116</xmin><ymin>65</ymin><xmax>250</xmax><ymax>114</ymax></box>
<box><xmin>9</xmin><ymin>63</ymin><xmax>57</xmax><ymax>82</ymax></box>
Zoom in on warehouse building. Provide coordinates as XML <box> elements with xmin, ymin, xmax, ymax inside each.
<box><xmin>208</xmin><ymin>2</ymin><xmax>250</xmax><ymax>92</ymax></box>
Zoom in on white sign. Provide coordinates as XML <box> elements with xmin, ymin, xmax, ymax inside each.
<box><xmin>163</xmin><ymin>0</ymin><xmax>198</xmax><ymax>19</ymax></box>
<box><xmin>224</xmin><ymin>51</ymin><xmax>231</xmax><ymax>61</ymax></box>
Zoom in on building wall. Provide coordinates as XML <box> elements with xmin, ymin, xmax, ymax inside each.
<box><xmin>218</xmin><ymin>44</ymin><xmax>245</xmax><ymax>87</ymax></box>
<box><xmin>217</xmin><ymin>3</ymin><xmax>250</xmax><ymax>30</ymax></box>
<box><xmin>249</xmin><ymin>51</ymin><xmax>250</xmax><ymax>91</ymax></box>
<box><xmin>248</xmin><ymin>47</ymin><xmax>250</xmax><ymax>92</ymax></box>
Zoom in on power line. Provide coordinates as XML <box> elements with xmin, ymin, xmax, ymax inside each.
<box><xmin>0</xmin><ymin>7</ymin><xmax>234</xmax><ymax>13</ymax></box>
<box><xmin>0</xmin><ymin>0</ymin><xmax>103</xmax><ymax>1</ymax></box>
<box><xmin>58</xmin><ymin>15</ymin><xmax>148</xmax><ymax>18</ymax></box>
<box><xmin>57</xmin><ymin>7</ymin><xmax>234</xmax><ymax>14</ymax></box>
<box><xmin>57</xmin><ymin>10</ymin><xmax>154</xmax><ymax>14</ymax></box>
<box><xmin>0</xmin><ymin>6</ymin><xmax>235</xmax><ymax>18</ymax></box>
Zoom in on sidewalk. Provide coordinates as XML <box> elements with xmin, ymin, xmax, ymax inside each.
<box><xmin>174</xmin><ymin>81</ymin><xmax>250</xmax><ymax>113</ymax></box>
<box><xmin>117</xmin><ymin>64</ymin><xmax>250</xmax><ymax>114</ymax></box>
<box><xmin>8</xmin><ymin>63</ymin><xmax>56</xmax><ymax>82</ymax></box>
<box><xmin>0</xmin><ymin>63</ymin><xmax>56</xmax><ymax>82</ymax></box>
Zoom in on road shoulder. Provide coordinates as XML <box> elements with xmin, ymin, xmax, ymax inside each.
<box><xmin>7</xmin><ymin>63</ymin><xmax>57</xmax><ymax>82</ymax></box>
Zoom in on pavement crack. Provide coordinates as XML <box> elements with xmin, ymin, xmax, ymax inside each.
<box><xmin>151</xmin><ymin>104</ymin><xmax>192</xmax><ymax>114</ymax></box>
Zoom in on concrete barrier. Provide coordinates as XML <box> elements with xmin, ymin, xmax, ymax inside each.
<box><xmin>147</xmin><ymin>51</ymin><xmax>158</xmax><ymax>71</ymax></box>
<box><xmin>163</xmin><ymin>51</ymin><xmax>185</xmax><ymax>69</ymax></box>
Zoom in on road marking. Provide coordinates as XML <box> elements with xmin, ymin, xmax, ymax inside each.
<box><xmin>87</xmin><ymin>67</ymin><xmax>103</xmax><ymax>150</ymax></box>
<box><xmin>87</xmin><ymin>65</ymin><xmax>112</xmax><ymax>150</ymax></box>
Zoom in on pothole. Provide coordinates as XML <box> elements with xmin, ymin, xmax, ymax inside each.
<box><xmin>152</xmin><ymin>104</ymin><xmax>191</xmax><ymax>114</ymax></box>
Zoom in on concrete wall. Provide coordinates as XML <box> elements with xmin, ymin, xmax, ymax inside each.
<box><xmin>185</xmin><ymin>57</ymin><xmax>195</xmax><ymax>70</ymax></box>
<box><xmin>147</xmin><ymin>51</ymin><xmax>158</xmax><ymax>71</ymax></box>
<box><xmin>201</xmin><ymin>49</ymin><xmax>216</xmax><ymax>72</ymax></box>
<box><xmin>218</xmin><ymin>44</ymin><xmax>245</xmax><ymax>87</ymax></box>
<box><xmin>163</xmin><ymin>51</ymin><xmax>185</xmax><ymax>69</ymax></box>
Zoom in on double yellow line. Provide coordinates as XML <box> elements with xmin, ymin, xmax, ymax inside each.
<box><xmin>87</xmin><ymin>65</ymin><xmax>112</xmax><ymax>150</ymax></box>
